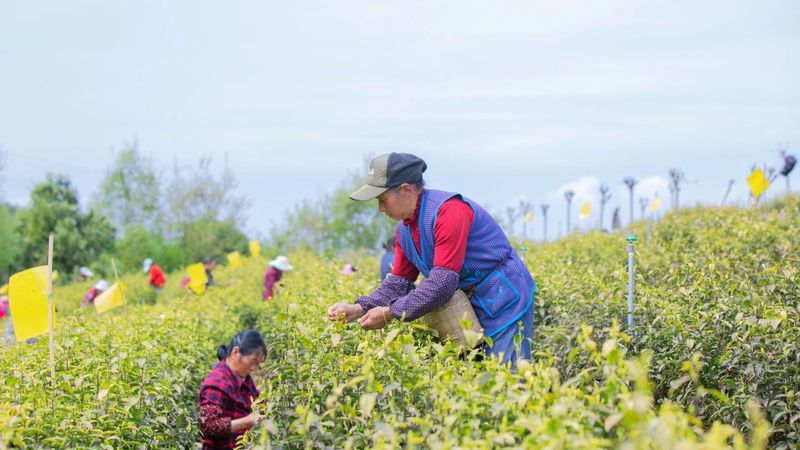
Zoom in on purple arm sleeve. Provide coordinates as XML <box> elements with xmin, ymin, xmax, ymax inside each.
<box><xmin>389</xmin><ymin>267</ymin><xmax>460</xmax><ymax>321</ymax></box>
<box><xmin>355</xmin><ymin>274</ymin><xmax>415</xmax><ymax>311</ymax></box>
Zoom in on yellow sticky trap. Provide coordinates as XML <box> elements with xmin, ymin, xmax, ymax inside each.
<box><xmin>52</xmin><ymin>270</ymin><xmax>59</xmax><ymax>281</ymax></box>
<box><xmin>747</xmin><ymin>168</ymin><xmax>770</xmax><ymax>199</ymax></box>
<box><xmin>0</xmin><ymin>283</ymin><xmax>7</xmax><ymax>295</ymax></box>
<box><xmin>248</xmin><ymin>240</ymin><xmax>261</xmax><ymax>258</ymax></box>
<box><xmin>186</xmin><ymin>263</ymin><xmax>208</xmax><ymax>295</ymax></box>
<box><xmin>523</xmin><ymin>211</ymin><xmax>533</xmax><ymax>223</ymax></box>
<box><xmin>94</xmin><ymin>282</ymin><xmax>125</xmax><ymax>314</ymax></box>
<box><xmin>648</xmin><ymin>195</ymin><xmax>662</xmax><ymax>213</ymax></box>
<box><xmin>227</xmin><ymin>251</ymin><xmax>243</xmax><ymax>269</ymax></box>
<box><xmin>8</xmin><ymin>266</ymin><xmax>54</xmax><ymax>342</ymax></box>
<box><xmin>579</xmin><ymin>202</ymin><xmax>592</xmax><ymax>219</ymax></box>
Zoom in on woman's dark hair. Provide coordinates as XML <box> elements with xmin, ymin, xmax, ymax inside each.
<box><xmin>217</xmin><ymin>330</ymin><xmax>266</xmax><ymax>361</ymax></box>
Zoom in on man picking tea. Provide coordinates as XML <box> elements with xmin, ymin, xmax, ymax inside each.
<box><xmin>327</xmin><ymin>153</ymin><xmax>536</xmax><ymax>364</ymax></box>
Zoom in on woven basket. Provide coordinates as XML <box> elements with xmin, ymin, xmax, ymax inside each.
<box><xmin>422</xmin><ymin>289</ymin><xmax>483</xmax><ymax>349</ymax></box>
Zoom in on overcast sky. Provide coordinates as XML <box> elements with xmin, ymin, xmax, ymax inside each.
<box><xmin>1</xmin><ymin>1</ymin><xmax>798</xmax><ymax>241</ymax></box>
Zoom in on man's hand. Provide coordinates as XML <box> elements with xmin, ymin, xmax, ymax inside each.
<box><xmin>327</xmin><ymin>303</ymin><xmax>364</xmax><ymax>323</ymax></box>
<box><xmin>358</xmin><ymin>306</ymin><xmax>392</xmax><ymax>330</ymax></box>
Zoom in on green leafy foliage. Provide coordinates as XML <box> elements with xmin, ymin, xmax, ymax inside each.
<box><xmin>265</xmin><ymin>167</ymin><xmax>395</xmax><ymax>257</ymax></box>
<box><xmin>91</xmin><ymin>142</ymin><xmax>162</xmax><ymax>237</ymax></box>
<box><xmin>2</xmin><ymin>197</ymin><xmax>798</xmax><ymax>449</ymax></box>
<box><xmin>0</xmin><ymin>204</ymin><xmax>21</xmax><ymax>278</ymax></box>
<box><xmin>106</xmin><ymin>226</ymin><xmax>188</xmax><ymax>275</ymax></box>
<box><xmin>164</xmin><ymin>157</ymin><xmax>250</xmax><ymax>228</ymax></box>
<box><xmin>0</xmin><ymin>145</ymin><xmax>254</xmax><ymax>277</ymax></box>
<box><xmin>241</xmin><ymin>250</ymin><xmax>773</xmax><ymax>449</ymax></box>
<box><xmin>178</xmin><ymin>218</ymin><xmax>248</xmax><ymax>263</ymax></box>
<box><xmin>16</xmin><ymin>175</ymin><xmax>115</xmax><ymax>276</ymax></box>
<box><xmin>529</xmin><ymin>197</ymin><xmax>800</xmax><ymax>448</ymax></box>
<box><xmin>0</xmin><ymin>258</ymin><xmax>268</xmax><ymax>449</ymax></box>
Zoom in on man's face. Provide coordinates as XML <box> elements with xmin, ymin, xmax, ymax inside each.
<box><xmin>377</xmin><ymin>185</ymin><xmax>419</xmax><ymax>221</ymax></box>
<box><xmin>377</xmin><ymin>188</ymin><xmax>405</xmax><ymax>221</ymax></box>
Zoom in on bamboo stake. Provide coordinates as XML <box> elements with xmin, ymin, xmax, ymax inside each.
<box><xmin>46</xmin><ymin>234</ymin><xmax>55</xmax><ymax>393</ymax></box>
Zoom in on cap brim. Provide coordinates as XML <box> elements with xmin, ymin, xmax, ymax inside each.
<box><xmin>349</xmin><ymin>184</ymin><xmax>390</xmax><ymax>201</ymax></box>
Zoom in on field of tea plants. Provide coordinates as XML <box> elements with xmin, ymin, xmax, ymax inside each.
<box><xmin>1</xmin><ymin>197</ymin><xmax>797</xmax><ymax>449</ymax></box>
<box><xmin>239</xmin><ymin>199</ymin><xmax>797</xmax><ymax>449</ymax></box>
<box><xmin>530</xmin><ymin>198</ymin><xmax>799</xmax><ymax>447</ymax></box>
<box><xmin>0</xmin><ymin>260</ymin><xmax>270</xmax><ymax>449</ymax></box>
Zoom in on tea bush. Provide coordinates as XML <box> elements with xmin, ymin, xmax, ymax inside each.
<box><xmin>237</xmin><ymin>248</ymin><xmax>772</xmax><ymax>449</ymax></box>
<box><xmin>241</xmin><ymin>199</ymin><xmax>797</xmax><ymax>449</ymax></box>
<box><xmin>0</xmin><ymin>258</ymin><xmax>268</xmax><ymax>449</ymax></box>
<box><xmin>530</xmin><ymin>198</ymin><xmax>800</xmax><ymax>447</ymax></box>
<box><xmin>1</xmin><ymin>197</ymin><xmax>797</xmax><ymax>449</ymax></box>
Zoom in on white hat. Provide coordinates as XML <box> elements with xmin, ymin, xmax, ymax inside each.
<box><xmin>94</xmin><ymin>280</ymin><xmax>110</xmax><ymax>292</ymax></box>
<box><xmin>143</xmin><ymin>258</ymin><xmax>153</xmax><ymax>273</ymax></box>
<box><xmin>79</xmin><ymin>267</ymin><xmax>93</xmax><ymax>277</ymax></box>
<box><xmin>269</xmin><ymin>255</ymin><xmax>293</xmax><ymax>272</ymax></box>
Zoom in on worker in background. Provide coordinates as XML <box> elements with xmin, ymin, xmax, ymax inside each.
<box><xmin>143</xmin><ymin>258</ymin><xmax>167</xmax><ymax>292</ymax></box>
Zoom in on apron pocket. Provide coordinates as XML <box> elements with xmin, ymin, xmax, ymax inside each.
<box><xmin>472</xmin><ymin>270</ymin><xmax>520</xmax><ymax>318</ymax></box>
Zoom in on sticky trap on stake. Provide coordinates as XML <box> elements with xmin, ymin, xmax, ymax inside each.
<box><xmin>94</xmin><ymin>282</ymin><xmax>125</xmax><ymax>314</ymax></box>
<box><xmin>747</xmin><ymin>168</ymin><xmax>770</xmax><ymax>199</ymax></box>
<box><xmin>248</xmin><ymin>240</ymin><xmax>261</xmax><ymax>258</ymax></box>
<box><xmin>8</xmin><ymin>266</ymin><xmax>53</xmax><ymax>342</ymax></box>
<box><xmin>227</xmin><ymin>251</ymin><xmax>243</xmax><ymax>268</ymax></box>
<box><xmin>186</xmin><ymin>263</ymin><xmax>208</xmax><ymax>295</ymax></box>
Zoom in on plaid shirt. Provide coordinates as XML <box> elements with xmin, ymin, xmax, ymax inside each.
<box><xmin>198</xmin><ymin>361</ymin><xmax>260</xmax><ymax>450</ymax></box>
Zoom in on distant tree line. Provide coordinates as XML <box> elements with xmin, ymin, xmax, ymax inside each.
<box><xmin>0</xmin><ymin>141</ymin><xmax>250</xmax><ymax>282</ymax></box>
<box><xmin>263</xmin><ymin>166</ymin><xmax>395</xmax><ymax>258</ymax></box>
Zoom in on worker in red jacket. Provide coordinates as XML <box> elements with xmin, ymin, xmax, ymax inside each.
<box><xmin>143</xmin><ymin>258</ymin><xmax>166</xmax><ymax>292</ymax></box>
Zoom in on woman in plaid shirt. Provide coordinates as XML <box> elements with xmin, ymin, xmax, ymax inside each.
<box><xmin>198</xmin><ymin>330</ymin><xmax>266</xmax><ymax>449</ymax></box>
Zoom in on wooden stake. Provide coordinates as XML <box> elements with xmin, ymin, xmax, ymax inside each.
<box><xmin>46</xmin><ymin>234</ymin><xmax>55</xmax><ymax>392</ymax></box>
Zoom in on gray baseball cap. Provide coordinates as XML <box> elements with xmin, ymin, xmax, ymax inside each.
<box><xmin>349</xmin><ymin>153</ymin><xmax>427</xmax><ymax>201</ymax></box>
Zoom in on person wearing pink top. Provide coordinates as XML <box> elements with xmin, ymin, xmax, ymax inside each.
<box><xmin>263</xmin><ymin>255</ymin><xmax>293</xmax><ymax>301</ymax></box>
